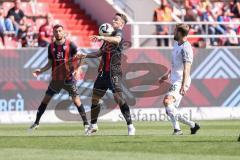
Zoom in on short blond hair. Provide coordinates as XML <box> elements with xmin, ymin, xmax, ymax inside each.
<box><xmin>176</xmin><ymin>23</ymin><xmax>190</xmax><ymax>36</ymax></box>
<box><xmin>116</xmin><ymin>13</ymin><xmax>128</xmax><ymax>24</ymax></box>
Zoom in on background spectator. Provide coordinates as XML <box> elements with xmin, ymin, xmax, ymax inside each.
<box><xmin>6</xmin><ymin>0</ymin><xmax>27</xmax><ymax>37</ymax></box>
<box><xmin>202</xmin><ymin>4</ymin><xmax>219</xmax><ymax>45</ymax></box>
<box><xmin>153</xmin><ymin>0</ymin><xmax>172</xmax><ymax>46</ymax></box>
<box><xmin>38</xmin><ymin>14</ymin><xmax>53</xmax><ymax>47</ymax></box>
<box><xmin>0</xmin><ymin>6</ymin><xmax>15</xmax><ymax>47</ymax></box>
<box><xmin>21</xmin><ymin>24</ymin><xmax>38</xmax><ymax>47</ymax></box>
<box><xmin>224</xmin><ymin>25</ymin><xmax>238</xmax><ymax>46</ymax></box>
<box><xmin>231</xmin><ymin>0</ymin><xmax>240</xmax><ymax>18</ymax></box>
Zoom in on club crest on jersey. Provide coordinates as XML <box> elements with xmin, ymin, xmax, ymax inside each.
<box><xmin>57</xmin><ymin>52</ymin><xmax>64</xmax><ymax>59</ymax></box>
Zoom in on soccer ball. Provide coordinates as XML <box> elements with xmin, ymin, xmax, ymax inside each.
<box><xmin>99</xmin><ymin>23</ymin><xmax>114</xmax><ymax>36</ymax></box>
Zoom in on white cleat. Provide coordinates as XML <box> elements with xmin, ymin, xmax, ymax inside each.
<box><xmin>28</xmin><ymin>123</ymin><xmax>39</xmax><ymax>131</ymax></box>
<box><xmin>84</xmin><ymin>125</ymin><xmax>89</xmax><ymax>135</ymax></box>
<box><xmin>86</xmin><ymin>124</ymin><xmax>98</xmax><ymax>136</ymax></box>
<box><xmin>128</xmin><ymin>124</ymin><xmax>135</xmax><ymax>136</ymax></box>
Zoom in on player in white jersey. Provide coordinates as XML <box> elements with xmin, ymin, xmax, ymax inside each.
<box><xmin>161</xmin><ymin>24</ymin><xmax>200</xmax><ymax>135</ymax></box>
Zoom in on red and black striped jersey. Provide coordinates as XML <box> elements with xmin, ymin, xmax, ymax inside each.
<box><xmin>98</xmin><ymin>29</ymin><xmax>124</xmax><ymax>75</ymax></box>
<box><xmin>48</xmin><ymin>40</ymin><xmax>78</xmax><ymax>81</ymax></box>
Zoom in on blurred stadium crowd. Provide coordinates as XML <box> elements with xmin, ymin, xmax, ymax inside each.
<box><xmin>0</xmin><ymin>0</ymin><xmax>240</xmax><ymax>48</ymax></box>
<box><xmin>0</xmin><ymin>0</ymin><xmax>97</xmax><ymax>49</ymax></box>
<box><xmin>0</xmin><ymin>0</ymin><xmax>51</xmax><ymax>48</ymax></box>
<box><xmin>154</xmin><ymin>0</ymin><xmax>240</xmax><ymax>47</ymax></box>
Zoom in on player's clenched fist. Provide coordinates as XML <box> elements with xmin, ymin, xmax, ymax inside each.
<box><xmin>32</xmin><ymin>69</ymin><xmax>41</xmax><ymax>78</ymax></box>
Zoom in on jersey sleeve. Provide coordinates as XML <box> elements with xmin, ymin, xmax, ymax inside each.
<box><xmin>48</xmin><ymin>45</ymin><xmax>53</xmax><ymax>60</ymax></box>
<box><xmin>181</xmin><ymin>44</ymin><xmax>193</xmax><ymax>64</ymax></box>
<box><xmin>114</xmin><ymin>29</ymin><xmax>123</xmax><ymax>40</ymax></box>
<box><xmin>70</xmin><ymin>42</ymin><xmax>78</xmax><ymax>57</ymax></box>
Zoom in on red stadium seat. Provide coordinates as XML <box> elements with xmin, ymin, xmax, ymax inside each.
<box><xmin>20</xmin><ymin>2</ymin><xmax>33</xmax><ymax>16</ymax></box>
<box><xmin>4</xmin><ymin>37</ymin><xmax>19</xmax><ymax>49</ymax></box>
<box><xmin>2</xmin><ymin>2</ymin><xmax>14</xmax><ymax>16</ymax></box>
<box><xmin>35</xmin><ymin>18</ymin><xmax>47</xmax><ymax>31</ymax></box>
<box><xmin>34</xmin><ymin>3</ymin><xmax>49</xmax><ymax>16</ymax></box>
<box><xmin>35</xmin><ymin>0</ymin><xmax>98</xmax><ymax>47</ymax></box>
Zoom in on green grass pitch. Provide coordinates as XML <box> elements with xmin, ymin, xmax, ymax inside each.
<box><xmin>0</xmin><ymin>120</ymin><xmax>239</xmax><ymax>160</ymax></box>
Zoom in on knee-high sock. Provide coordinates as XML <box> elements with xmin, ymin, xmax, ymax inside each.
<box><xmin>177</xmin><ymin>109</ymin><xmax>195</xmax><ymax>128</ymax></box>
<box><xmin>165</xmin><ymin>104</ymin><xmax>181</xmax><ymax>130</ymax></box>
<box><xmin>90</xmin><ymin>104</ymin><xmax>100</xmax><ymax>124</ymax></box>
<box><xmin>120</xmin><ymin>103</ymin><xmax>132</xmax><ymax>125</ymax></box>
<box><xmin>77</xmin><ymin>104</ymin><xmax>89</xmax><ymax>126</ymax></box>
<box><xmin>174</xmin><ymin>100</ymin><xmax>195</xmax><ymax>128</ymax></box>
<box><xmin>166</xmin><ymin>104</ymin><xmax>195</xmax><ymax>129</ymax></box>
<box><xmin>34</xmin><ymin>103</ymin><xmax>47</xmax><ymax>124</ymax></box>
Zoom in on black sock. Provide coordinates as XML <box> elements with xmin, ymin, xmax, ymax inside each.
<box><xmin>34</xmin><ymin>103</ymin><xmax>47</xmax><ymax>125</ymax></box>
<box><xmin>120</xmin><ymin>103</ymin><xmax>132</xmax><ymax>125</ymax></box>
<box><xmin>91</xmin><ymin>104</ymin><xmax>100</xmax><ymax>124</ymax></box>
<box><xmin>77</xmin><ymin>104</ymin><xmax>89</xmax><ymax>125</ymax></box>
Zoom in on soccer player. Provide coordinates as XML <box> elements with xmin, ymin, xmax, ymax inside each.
<box><xmin>29</xmin><ymin>24</ymin><xmax>89</xmax><ymax>133</ymax></box>
<box><xmin>161</xmin><ymin>24</ymin><xmax>200</xmax><ymax>135</ymax></box>
<box><xmin>76</xmin><ymin>13</ymin><xmax>135</xmax><ymax>136</ymax></box>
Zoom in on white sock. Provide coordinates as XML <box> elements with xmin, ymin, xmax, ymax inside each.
<box><xmin>178</xmin><ymin>116</ymin><xmax>195</xmax><ymax>128</ymax></box>
<box><xmin>165</xmin><ymin>105</ymin><xmax>181</xmax><ymax>130</ymax></box>
<box><xmin>128</xmin><ymin>124</ymin><xmax>134</xmax><ymax>128</ymax></box>
<box><xmin>91</xmin><ymin>123</ymin><xmax>98</xmax><ymax>129</ymax></box>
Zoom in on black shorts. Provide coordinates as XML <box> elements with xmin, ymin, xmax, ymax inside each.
<box><xmin>46</xmin><ymin>80</ymin><xmax>79</xmax><ymax>97</ymax></box>
<box><xmin>93</xmin><ymin>72</ymin><xmax>122</xmax><ymax>93</ymax></box>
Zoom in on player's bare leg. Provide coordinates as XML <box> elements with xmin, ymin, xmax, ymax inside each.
<box><xmin>72</xmin><ymin>95</ymin><xmax>89</xmax><ymax>133</ymax></box>
<box><xmin>29</xmin><ymin>94</ymin><xmax>53</xmax><ymax>130</ymax></box>
<box><xmin>113</xmin><ymin>92</ymin><xmax>135</xmax><ymax>136</ymax></box>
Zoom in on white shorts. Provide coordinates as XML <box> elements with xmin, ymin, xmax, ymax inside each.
<box><xmin>166</xmin><ymin>82</ymin><xmax>190</xmax><ymax>108</ymax></box>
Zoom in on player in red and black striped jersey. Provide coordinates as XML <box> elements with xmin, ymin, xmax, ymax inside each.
<box><xmin>76</xmin><ymin>13</ymin><xmax>135</xmax><ymax>135</ymax></box>
<box><xmin>29</xmin><ymin>24</ymin><xmax>89</xmax><ymax>132</ymax></box>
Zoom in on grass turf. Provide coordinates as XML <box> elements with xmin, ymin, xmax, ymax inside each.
<box><xmin>0</xmin><ymin>120</ymin><xmax>239</xmax><ymax>160</ymax></box>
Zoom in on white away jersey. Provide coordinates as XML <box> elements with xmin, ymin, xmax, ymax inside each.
<box><xmin>170</xmin><ymin>41</ymin><xmax>193</xmax><ymax>85</ymax></box>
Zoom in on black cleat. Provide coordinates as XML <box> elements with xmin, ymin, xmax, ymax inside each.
<box><xmin>28</xmin><ymin>123</ymin><xmax>39</xmax><ymax>132</ymax></box>
<box><xmin>238</xmin><ymin>134</ymin><xmax>240</xmax><ymax>142</ymax></box>
<box><xmin>191</xmin><ymin>123</ymin><xmax>200</xmax><ymax>134</ymax></box>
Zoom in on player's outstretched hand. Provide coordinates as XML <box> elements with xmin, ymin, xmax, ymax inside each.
<box><xmin>180</xmin><ymin>86</ymin><xmax>186</xmax><ymax>96</ymax></box>
<box><xmin>90</xmin><ymin>35</ymin><xmax>103</xmax><ymax>42</ymax></box>
<box><xmin>32</xmin><ymin>69</ymin><xmax>41</xmax><ymax>78</ymax></box>
<box><xmin>159</xmin><ymin>71</ymin><xmax>170</xmax><ymax>83</ymax></box>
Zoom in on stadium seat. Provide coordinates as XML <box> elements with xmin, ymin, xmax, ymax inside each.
<box><xmin>34</xmin><ymin>3</ymin><xmax>50</xmax><ymax>16</ymax></box>
<box><xmin>4</xmin><ymin>37</ymin><xmax>18</xmax><ymax>49</ymax></box>
<box><xmin>2</xmin><ymin>2</ymin><xmax>14</xmax><ymax>15</ymax></box>
<box><xmin>35</xmin><ymin>18</ymin><xmax>47</xmax><ymax>30</ymax></box>
<box><xmin>36</xmin><ymin>0</ymin><xmax>98</xmax><ymax>47</ymax></box>
<box><xmin>20</xmin><ymin>2</ymin><xmax>33</xmax><ymax>16</ymax></box>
